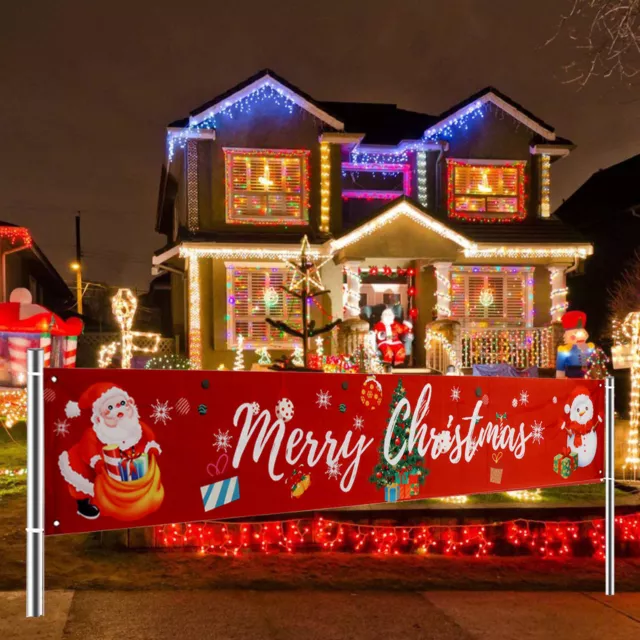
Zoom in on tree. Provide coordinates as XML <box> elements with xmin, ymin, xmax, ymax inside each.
<box><xmin>266</xmin><ymin>236</ymin><xmax>341</xmax><ymax>368</ymax></box>
<box><xmin>609</xmin><ymin>250</ymin><xmax>640</xmax><ymax>340</ymax></box>
<box><xmin>585</xmin><ymin>346</ymin><xmax>611</xmax><ymax>378</ymax></box>
<box><xmin>548</xmin><ymin>1</ymin><xmax>640</xmax><ymax>86</ymax></box>
<box><xmin>370</xmin><ymin>379</ymin><xmax>428</xmax><ymax>489</ymax></box>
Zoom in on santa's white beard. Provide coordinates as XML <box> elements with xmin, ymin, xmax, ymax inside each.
<box><xmin>93</xmin><ymin>415</ymin><xmax>142</xmax><ymax>450</ymax></box>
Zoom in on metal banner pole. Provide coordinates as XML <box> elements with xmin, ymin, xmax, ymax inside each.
<box><xmin>605</xmin><ymin>375</ymin><xmax>615</xmax><ymax>597</ymax></box>
<box><xmin>26</xmin><ymin>349</ymin><xmax>44</xmax><ymax>617</ymax></box>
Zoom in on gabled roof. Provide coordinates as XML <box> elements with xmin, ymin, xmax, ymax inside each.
<box><xmin>318</xmin><ymin>102</ymin><xmax>437</xmax><ymax>146</ymax></box>
<box><xmin>424</xmin><ymin>86</ymin><xmax>568</xmax><ymax>143</ymax></box>
<box><xmin>555</xmin><ymin>153</ymin><xmax>640</xmax><ymax>225</ymax></box>
<box><xmin>185</xmin><ymin>69</ymin><xmax>344</xmax><ymax>131</ymax></box>
<box><xmin>332</xmin><ymin>197</ymin><xmax>591</xmax><ymax>253</ymax></box>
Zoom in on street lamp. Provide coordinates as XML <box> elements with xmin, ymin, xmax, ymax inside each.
<box><xmin>69</xmin><ymin>261</ymin><xmax>82</xmax><ymax>314</ymax></box>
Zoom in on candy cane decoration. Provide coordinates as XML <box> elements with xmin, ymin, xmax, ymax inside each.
<box><xmin>39</xmin><ymin>334</ymin><xmax>51</xmax><ymax>368</ymax></box>
<box><xmin>8</xmin><ymin>336</ymin><xmax>30</xmax><ymax>385</ymax></box>
<box><xmin>63</xmin><ymin>336</ymin><xmax>78</xmax><ymax>368</ymax></box>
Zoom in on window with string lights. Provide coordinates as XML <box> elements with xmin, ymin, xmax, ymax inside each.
<box><xmin>450</xmin><ymin>266</ymin><xmax>534</xmax><ymax>328</ymax></box>
<box><xmin>224</xmin><ymin>148</ymin><xmax>310</xmax><ymax>225</ymax></box>
<box><xmin>225</xmin><ymin>263</ymin><xmax>300</xmax><ymax>349</ymax></box>
<box><xmin>447</xmin><ymin>159</ymin><xmax>526</xmax><ymax>222</ymax></box>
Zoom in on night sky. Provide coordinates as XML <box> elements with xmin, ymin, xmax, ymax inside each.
<box><xmin>2</xmin><ymin>1</ymin><xmax>639</xmax><ymax>291</ymax></box>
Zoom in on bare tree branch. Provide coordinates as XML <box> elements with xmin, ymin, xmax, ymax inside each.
<box><xmin>548</xmin><ymin>0</ymin><xmax>640</xmax><ymax>86</ymax></box>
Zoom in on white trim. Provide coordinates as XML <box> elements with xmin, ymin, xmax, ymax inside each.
<box><xmin>58</xmin><ymin>451</ymin><xmax>94</xmax><ymax>497</ymax></box>
<box><xmin>530</xmin><ymin>145</ymin><xmax>571</xmax><ymax>157</ymax></box>
<box><xmin>319</xmin><ymin>132</ymin><xmax>365</xmax><ymax>144</ymax></box>
<box><xmin>144</xmin><ymin>440</ymin><xmax>162</xmax><ymax>455</ymax></box>
<box><xmin>180</xmin><ymin>243</ymin><xmax>326</xmax><ymax>260</ymax></box>
<box><xmin>167</xmin><ymin>127</ymin><xmax>216</xmax><ymax>141</ymax></box>
<box><xmin>448</xmin><ymin>157</ymin><xmax>526</xmax><ymax>166</ymax></box>
<box><xmin>425</xmin><ymin>93</ymin><xmax>556</xmax><ymax>141</ymax></box>
<box><xmin>328</xmin><ymin>201</ymin><xmax>476</xmax><ymax>253</ymax></box>
<box><xmin>463</xmin><ymin>244</ymin><xmax>593</xmax><ymax>259</ymax></box>
<box><xmin>89</xmin><ymin>455</ymin><xmax>101</xmax><ymax>469</ymax></box>
<box><xmin>189</xmin><ymin>74</ymin><xmax>344</xmax><ymax>131</ymax></box>
<box><xmin>152</xmin><ymin>245</ymin><xmax>180</xmax><ymax>267</ymax></box>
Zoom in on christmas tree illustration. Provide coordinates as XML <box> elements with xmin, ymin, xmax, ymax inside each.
<box><xmin>370</xmin><ymin>379</ymin><xmax>428</xmax><ymax>489</ymax></box>
<box><xmin>266</xmin><ymin>236</ymin><xmax>341</xmax><ymax>368</ymax></box>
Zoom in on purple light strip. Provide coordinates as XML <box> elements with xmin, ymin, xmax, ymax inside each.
<box><xmin>342</xmin><ymin>190</ymin><xmax>403</xmax><ymax>201</ymax></box>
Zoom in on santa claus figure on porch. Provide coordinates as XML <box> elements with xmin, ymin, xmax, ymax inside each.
<box><xmin>374</xmin><ymin>308</ymin><xmax>412</xmax><ymax>366</ymax></box>
<box><xmin>58</xmin><ymin>382</ymin><xmax>164</xmax><ymax>521</ymax></box>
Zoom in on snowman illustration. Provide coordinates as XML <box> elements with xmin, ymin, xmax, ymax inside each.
<box><xmin>563</xmin><ymin>387</ymin><xmax>602</xmax><ymax>468</ymax></box>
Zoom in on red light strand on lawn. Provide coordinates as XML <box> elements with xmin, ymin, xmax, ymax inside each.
<box><xmin>155</xmin><ymin>513</ymin><xmax>640</xmax><ymax>559</ymax></box>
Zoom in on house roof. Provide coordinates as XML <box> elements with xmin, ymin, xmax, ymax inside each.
<box><xmin>334</xmin><ymin>197</ymin><xmax>589</xmax><ymax>248</ymax></box>
<box><xmin>317</xmin><ymin>102</ymin><xmax>438</xmax><ymax>146</ymax></box>
<box><xmin>555</xmin><ymin>153</ymin><xmax>640</xmax><ymax>225</ymax></box>
<box><xmin>0</xmin><ymin>220</ymin><xmax>75</xmax><ymax>307</ymax></box>
<box><xmin>183</xmin><ymin>69</ymin><xmax>344</xmax><ymax>131</ymax></box>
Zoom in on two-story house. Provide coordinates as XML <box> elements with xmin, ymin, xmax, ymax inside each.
<box><xmin>153</xmin><ymin>69</ymin><xmax>592</xmax><ymax>371</ymax></box>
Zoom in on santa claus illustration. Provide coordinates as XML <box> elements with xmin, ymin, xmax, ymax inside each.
<box><xmin>374</xmin><ymin>308</ymin><xmax>412</xmax><ymax>366</ymax></box>
<box><xmin>563</xmin><ymin>386</ymin><xmax>602</xmax><ymax>468</ymax></box>
<box><xmin>58</xmin><ymin>382</ymin><xmax>164</xmax><ymax>521</ymax></box>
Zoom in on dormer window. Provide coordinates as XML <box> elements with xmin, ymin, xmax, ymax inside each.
<box><xmin>224</xmin><ymin>148</ymin><xmax>310</xmax><ymax>225</ymax></box>
<box><xmin>447</xmin><ymin>159</ymin><xmax>526</xmax><ymax>222</ymax></box>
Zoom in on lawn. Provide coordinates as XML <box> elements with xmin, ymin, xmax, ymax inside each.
<box><xmin>2</xmin><ymin>422</ymin><xmax>639</xmax><ymax>592</ymax></box>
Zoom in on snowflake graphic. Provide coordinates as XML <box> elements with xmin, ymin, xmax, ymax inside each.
<box><xmin>531</xmin><ymin>421</ymin><xmax>545</xmax><ymax>445</ymax></box>
<box><xmin>150</xmin><ymin>400</ymin><xmax>173</xmax><ymax>425</ymax></box>
<box><xmin>450</xmin><ymin>386</ymin><xmax>461</xmax><ymax>402</ymax></box>
<box><xmin>316</xmin><ymin>390</ymin><xmax>332</xmax><ymax>409</ymax></box>
<box><xmin>511</xmin><ymin>398</ymin><xmax>518</xmax><ymax>408</ymax></box>
<box><xmin>353</xmin><ymin>416</ymin><xmax>365</xmax><ymax>431</ymax></box>
<box><xmin>213</xmin><ymin>429</ymin><xmax>233</xmax><ymax>452</ymax></box>
<box><xmin>326</xmin><ymin>461</ymin><xmax>342</xmax><ymax>480</ymax></box>
<box><xmin>54</xmin><ymin>419</ymin><xmax>69</xmax><ymax>437</ymax></box>
<box><xmin>519</xmin><ymin>391</ymin><xmax>529</xmax><ymax>406</ymax></box>
<box><xmin>251</xmin><ymin>402</ymin><xmax>260</xmax><ymax>415</ymax></box>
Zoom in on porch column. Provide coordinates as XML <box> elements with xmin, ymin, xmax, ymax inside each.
<box><xmin>433</xmin><ymin>262</ymin><xmax>452</xmax><ymax>319</ymax></box>
<box><xmin>338</xmin><ymin>260</ymin><xmax>369</xmax><ymax>358</ymax></box>
<box><xmin>342</xmin><ymin>261</ymin><xmax>362</xmax><ymax>319</ymax></box>
<box><xmin>187</xmin><ymin>256</ymin><xmax>202</xmax><ymax>368</ymax></box>
<box><xmin>548</xmin><ymin>266</ymin><xmax>568</xmax><ymax>323</ymax></box>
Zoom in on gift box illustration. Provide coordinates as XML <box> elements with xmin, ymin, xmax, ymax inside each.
<box><xmin>395</xmin><ymin>471</ymin><xmax>421</xmax><ymax>500</ymax></box>
<box><xmin>102</xmin><ymin>445</ymin><xmax>148</xmax><ymax>482</ymax></box>
<box><xmin>553</xmin><ymin>449</ymin><xmax>579</xmax><ymax>479</ymax></box>
<box><xmin>200</xmin><ymin>476</ymin><xmax>240</xmax><ymax>512</ymax></box>
<box><xmin>384</xmin><ymin>483</ymin><xmax>399</xmax><ymax>502</ymax></box>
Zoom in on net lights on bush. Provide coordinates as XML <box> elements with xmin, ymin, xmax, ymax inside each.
<box><xmin>97</xmin><ymin>289</ymin><xmax>161</xmax><ymax>370</ymax></box>
<box><xmin>156</xmin><ymin>513</ymin><xmax>640</xmax><ymax>558</ymax></box>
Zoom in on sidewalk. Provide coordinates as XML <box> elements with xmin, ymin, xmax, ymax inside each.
<box><xmin>2</xmin><ymin>590</ymin><xmax>640</xmax><ymax>640</ymax></box>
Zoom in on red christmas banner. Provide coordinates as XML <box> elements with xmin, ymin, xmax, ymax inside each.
<box><xmin>44</xmin><ymin>370</ymin><xmax>606</xmax><ymax>536</ymax></box>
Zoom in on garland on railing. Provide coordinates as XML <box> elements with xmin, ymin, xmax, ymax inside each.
<box><xmin>156</xmin><ymin>513</ymin><xmax>640</xmax><ymax>558</ymax></box>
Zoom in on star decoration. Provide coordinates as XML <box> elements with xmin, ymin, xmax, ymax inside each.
<box><xmin>282</xmin><ymin>235</ymin><xmax>332</xmax><ymax>295</ymax></box>
<box><xmin>519</xmin><ymin>391</ymin><xmax>529</xmax><ymax>406</ymax></box>
<box><xmin>54</xmin><ymin>419</ymin><xmax>69</xmax><ymax>437</ymax></box>
<box><xmin>326</xmin><ymin>461</ymin><xmax>342</xmax><ymax>480</ymax></box>
<box><xmin>450</xmin><ymin>386</ymin><xmax>461</xmax><ymax>402</ymax></box>
<box><xmin>316</xmin><ymin>390</ymin><xmax>331</xmax><ymax>409</ymax></box>
<box><xmin>353</xmin><ymin>416</ymin><xmax>365</xmax><ymax>431</ymax></box>
<box><xmin>531</xmin><ymin>421</ymin><xmax>545</xmax><ymax>444</ymax></box>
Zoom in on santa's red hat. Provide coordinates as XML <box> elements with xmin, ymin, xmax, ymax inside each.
<box><xmin>65</xmin><ymin>382</ymin><xmax>130</xmax><ymax>419</ymax></box>
<box><xmin>564</xmin><ymin>385</ymin><xmax>591</xmax><ymax>415</ymax></box>
<box><xmin>561</xmin><ymin>310</ymin><xmax>587</xmax><ymax>331</ymax></box>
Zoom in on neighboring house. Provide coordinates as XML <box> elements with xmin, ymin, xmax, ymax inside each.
<box><xmin>0</xmin><ymin>221</ymin><xmax>75</xmax><ymax>313</ymax></box>
<box><xmin>153</xmin><ymin>69</ymin><xmax>592</xmax><ymax>371</ymax></box>
<box><xmin>555</xmin><ymin>154</ymin><xmax>640</xmax><ymax>341</ymax></box>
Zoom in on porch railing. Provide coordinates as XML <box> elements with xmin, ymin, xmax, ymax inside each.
<box><xmin>461</xmin><ymin>326</ymin><xmax>555</xmax><ymax>369</ymax></box>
